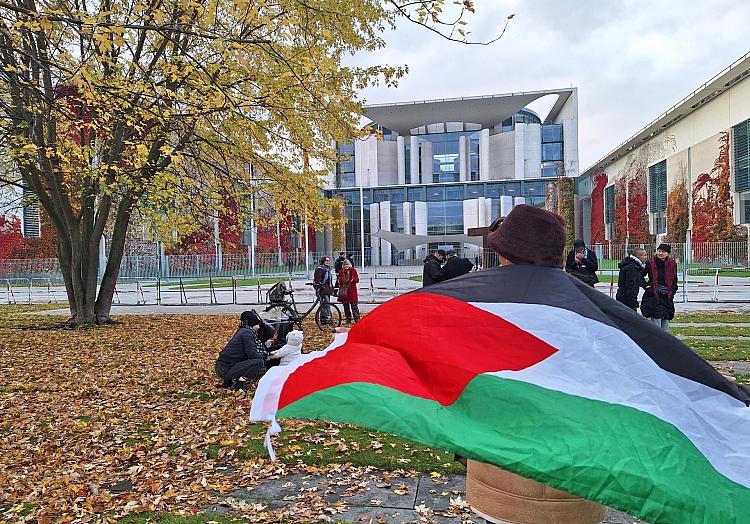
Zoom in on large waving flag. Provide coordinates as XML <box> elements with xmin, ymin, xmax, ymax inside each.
<box><xmin>251</xmin><ymin>265</ymin><xmax>750</xmax><ymax>524</ymax></box>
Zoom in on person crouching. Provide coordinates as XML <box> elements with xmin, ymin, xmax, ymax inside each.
<box><xmin>215</xmin><ymin>310</ymin><xmax>267</xmax><ymax>390</ymax></box>
<box><xmin>268</xmin><ymin>330</ymin><xmax>304</xmax><ymax>366</ymax></box>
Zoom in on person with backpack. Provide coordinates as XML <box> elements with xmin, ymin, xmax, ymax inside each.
<box><xmin>336</xmin><ymin>258</ymin><xmax>360</xmax><ymax>323</ymax></box>
<box><xmin>313</xmin><ymin>256</ymin><xmax>334</xmax><ymax>323</ymax></box>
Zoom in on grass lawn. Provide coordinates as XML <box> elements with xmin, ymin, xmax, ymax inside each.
<box><xmin>409</xmin><ymin>275</ymin><xmax>422</xmax><ymax>282</ymax></box>
<box><xmin>671</xmin><ymin>326</ymin><xmax>750</xmax><ymax>337</ymax></box>
<box><xmin>736</xmin><ymin>374</ymin><xmax>750</xmax><ymax>385</ymax></box>
<box><xmin>680</xmin><ymin>338</ymin><xmax>750</xmax><ymax>360</ymax></box>
<box><xmin>0</xmin><ymin>312</ymin><xmax>463</xmax><ymax>522</ymax></box>
<box><xmin>673</xmin><ymin>313</ymin><xmax>750</xmax><ymax>324</ymax></box>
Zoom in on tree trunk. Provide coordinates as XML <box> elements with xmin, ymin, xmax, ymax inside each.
<box><xmin>94</xmin><ymin>196</ymin><xmax>133</xmax><ymax>324</ymax></box>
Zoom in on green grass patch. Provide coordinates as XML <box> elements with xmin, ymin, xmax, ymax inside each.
<box><xmin>681</xmin><ymin>338</ymin><xmax>750</xmax><ymax>361</ymax></box>
<box><xmin>409</xmin><ymin>275</ymin><xmax>422</xmax><ymax>282</ymax></box>
<box><xmin>736</xmin><ymin>374</ymin><xmax>750</xmax><ymax>385</ymax></box>
<box><xmin>673</xmin><ymin>313</ymin><xmax>750</xmax><ymax>324</ymax></box>
<box><xmin>144</xmin><ymin>277</ymin><xmax>287</xmax><ymax>289</ymax></box>
<box><xmin>671</xmin><ymin>326</ymin><xmax>750</xmax><ymax>337</ymax></box>
<box><xmin>119</xmin><ymin>512</ymin><xmax>240</xmax><ymax>523</ymax></box>
<box><xmin>0</xmin><ymin>303</ymin><xmax>68</xmax><ymax>315</ymax></box>
<box><xmin>206</xmin><ymin>422</ymin><xmax>464</xmax><ymax>474</ymax></box>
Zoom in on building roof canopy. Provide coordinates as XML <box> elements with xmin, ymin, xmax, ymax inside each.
<box><xmin>363</xmin><ymin>89</ymin><xmax>573</xmax><ymax>136</ymax></box>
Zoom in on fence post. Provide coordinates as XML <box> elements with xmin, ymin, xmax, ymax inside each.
<box><xmin>681</xmin><ymin>267</ymin><xmax>687</xmax><ymax>303</ymax></box>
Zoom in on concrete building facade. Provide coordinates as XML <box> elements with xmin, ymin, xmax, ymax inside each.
<box><xmin>578</xmin><ymin>52</ymin><xmax>750</xmax><ymax>248</ymax></box>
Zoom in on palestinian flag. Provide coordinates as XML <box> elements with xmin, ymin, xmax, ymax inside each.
<box><xmin>250</xmin><ymin>265</ymin><xmax>750</xmax><ymax>524</ymax></box>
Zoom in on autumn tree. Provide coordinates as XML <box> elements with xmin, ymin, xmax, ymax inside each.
<box><xmin>0</xmin><ymin>0</ymin><xmax>505</xmax><ymax>325</ymax></box>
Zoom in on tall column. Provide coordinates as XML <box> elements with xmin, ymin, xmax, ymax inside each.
<box><xmin>420</xmin><ymin>141</ymin><xmax>433</xmax><ymax>184</ymax></box>
<box><xmin>367</xmin><ymin>136</ymin><xmax>378</xmax><ymax>186</ymax></box>
<box><xmin>526</xmin><ymin>123</ymin><xmax>542</xmax><ymax>179</ymax></box>
<box><xmin>410</xmin><ymin>136</ymin><xmax>420</xmax><ymax>185</ymax></box>
<box><xmin>414</xmin><ymin>201</ymin><xmax>427</xmax><ymax>260</ymax></box>
<box><xmin>484</xmin><ymin>198</ymin><xmax>493</xmax><ymax>224</ymax></box>
<box><xmin>379</xmin><ymin>200</ymin><xmax>392</xmax><ymax>266</ymax></box>
<box><xmin>514</xmin><ymin>196</ymin><xmax>526</xmax><ymax>207</ymax></box>
<box><xmin>397</xmin><ymin>136</ymin><xmax>406</xmax><ymax>185</ymax></box>
<box><xmin>459</xmin><ymin>135</ymin><xmax>468</xmax><ymax>182</ymax></box>
<box><xmin>500</xmin><ymin>195</ymin><xmax>514</xmax><ymax>217</ymax></box>
<box><xmin>463</xmin><ymin>198</ymin><xmax>480</xmax><ymax>260</ymax></box>
<box><xmin>514</xmin><ymin>123</ymin><xmax>526</xmax><ymax>180</ymax></box>
<box><xmin>403</xmin><ymin>202</ymin><xmax>413</xmax><ymax>260</ymax></box>
<box><xmin>354</xmin><ymin>138</ymin><xmax>366</xmax><ymax>187</ymax></box>
<box><xmin>369</xmin><ymin>202</ymin><xmax>381</xmax><ymax>266</ymax></box>
<box><xmin>480</xmin><ymin>128</ymin><xmax>490</xmax><ymax>180</ymax></box>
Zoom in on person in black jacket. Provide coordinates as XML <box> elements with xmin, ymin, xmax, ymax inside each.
<box><xmin>565</xmin><ymin>239</ymin><xmax>599</xmax><ymax>287</ymax></box>
<box><xmin>333</xmin><ymin>252</ymin><xmax>347</xmax><ymax>272</ymax></box>
<box><xmin>215</xmin><ymin>310</ymin><xmax>267</xmax><ymax>390</ymax></box>
<box><xmin>615</xmin><ymin>248</ymin><xmax>647</xmax><ymax>311</ymax></box>
<box><xmin>422</xmin><ymin>249</ymin><xmax>446</xmax><ymax>286</ymax></box>
<box><xmin>442</xmin><ymin>250</ymin><xmax>474</xmax><ymax>280</ymax></box>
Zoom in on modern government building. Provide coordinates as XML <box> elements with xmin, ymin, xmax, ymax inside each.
<box><xmin>323</xmin><ymin>88</ymin><xmax>580</xmax><ymax>265</ymax></box>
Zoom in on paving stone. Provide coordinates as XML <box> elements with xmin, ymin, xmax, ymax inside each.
<box><xmin>603</xmin><ymin>507</ymin><xmax>642</xmax><ymax>523</ymax></box>
<box><xmin>324</xmin><ymin>475</ymin><xmax>418</xmax><ymax>509</ymax></box>
<box><xmin>333</xmin><ymin>506</ymin><xmax>422</xmax><ymax>523</ymax></box>
<box><xmin>107</xmin><ymin>480</ymin><xmax>133</xmax><ymax>494</ymax></box>
<box><xmin>200</xmin><ymin>504</ymin><xmax>232</xmax><ymax>515</ymax></box>
<box><xmin>414</xmin><ymin>474</ymin><xmax>466</xmax><ymax>512</ymax></box>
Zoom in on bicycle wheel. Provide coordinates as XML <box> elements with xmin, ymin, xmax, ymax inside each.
<box><xmin>315</xmin><ymin>303</ymin><xmax>341</xmax><ymax>331</ymax></box>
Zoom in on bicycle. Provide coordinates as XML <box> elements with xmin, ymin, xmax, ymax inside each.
<box><xmin>264</xmin><ymin>281</ymin><xmax>342</xmax><ymax>331</ymax></box>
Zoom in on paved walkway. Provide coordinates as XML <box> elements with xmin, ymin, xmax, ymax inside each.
<box><xmin>199</xmin><ymin>469</ymin><xmax>640</xmax><ymax>523</ymax></box>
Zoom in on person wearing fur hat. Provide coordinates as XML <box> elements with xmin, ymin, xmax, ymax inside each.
<box><xmin>215</xmin><ymin>310</ymin><xmax>267</xmax><ymax>390</ymax></box>
<box><xmin>640</xmin><ymin>243</ymin><xmax>678</xmax><ymax>331</ymax></box>
<box><xmin>269</xmin><ymin>330</ymin><xmax>304</xmax><ymax>366</ymax></box>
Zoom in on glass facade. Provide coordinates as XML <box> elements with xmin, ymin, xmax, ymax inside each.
<box><xmin>335</xmin><ymin>141</ymin><xmax>355</xmax><ymax>188</ymax></box>
<box><xmin>413</xmin><ymin>130</ymin><xmax>481</xmax><ymax>184</ymax></box>
<box><xmin>492</xmin><ymin>109</ymin><xmax>542</xmax><ymax>134</ymax></box>
<box><xmin>329</xmin><ymin>180</ymin><xmax>550</xmax><ymax>254</ymax></box>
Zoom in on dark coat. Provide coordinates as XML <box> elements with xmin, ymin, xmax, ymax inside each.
<box><xmin>565</xmin><ymin>248</ymin><xmax>599</xmax><ymax>286</ymax></box>
<box><xmin>640</xmin><ymin>257</ymin><xmax>678</xmax><ymax>320</ymax></box>
<box><xmin>422</xmin><ymin>255</ymin><xmax>445</xmax><ymax>286</ymax></box>
<box><xmin>336</xmin><ymin>267</ymin><xmax>360</xmax><ymax>303</ymax></box>
<box><xmin>217</xmin><ymin>327</ymin><xmax>264</xmax><ymax>366</ymax></box>
<box><xmin>615</xmin><ymin>256</ymin><xmax>646</xmax><ymax>310</ymax></box>
<box><xmin>313</xmin><ymin>264</ymin><xmax>334</xmax><ymax>296</ymax></box>
<box><xmin>442</xmin><ymin>256</ymin><xmax>474</xmax><ymax>280</ymax></box>
<box><xmin>333</xmin><ymin>256</ymin><xmax>347</xmax><ymax>272</ymax></box>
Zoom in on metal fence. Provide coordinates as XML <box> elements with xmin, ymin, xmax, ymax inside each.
<box><xmin>6</xmin><ymin>242</ymin><xmax>750</xmax><ymax>305</ymax></box>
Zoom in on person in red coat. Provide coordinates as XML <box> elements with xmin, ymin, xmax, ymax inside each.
<box><xmin>336</xmin><ymin>259</ymin><xmax>360</xmax><ymax>323</ymax></box>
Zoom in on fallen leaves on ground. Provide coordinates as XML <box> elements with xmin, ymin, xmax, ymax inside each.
<box><xmin>0</xmin><ymin>313</ymin><xmax>371</xmax><ymax>522</ymax></box>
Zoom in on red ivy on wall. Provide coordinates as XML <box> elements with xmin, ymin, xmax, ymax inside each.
<box><xmin>0</xmin><ymin>214</ymin><xmax>58</xmax><ymax>259</ymax></box>
<box><xmin>590</xmin><ymin>173</ymin><xmax>607</xmax><ymax>244</ymax></box>
<box><xmin>627</xmin><ymin>168</ymin><xmax>651</xmax><ymax>244</ymax></box>
<box><xmin>614</xmin><ymin>177</ymin><xmax>627</xmax><ymax>244</ymax></box>
<box><xmin>691</xmin><ymin>132</ymin><xmax>741</xmax><ymax>242</ymax></box>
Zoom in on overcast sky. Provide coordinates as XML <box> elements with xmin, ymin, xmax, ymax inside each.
<box><xmin>351</xmin><ymin>0</ymin><xmax>750</xmax><ymax>170</ymax></box>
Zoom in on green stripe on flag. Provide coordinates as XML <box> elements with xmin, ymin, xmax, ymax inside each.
<box><xmin>278</xmin><ymin>374</ymin><xmax>748</xmax><ymax>524</ymax></box>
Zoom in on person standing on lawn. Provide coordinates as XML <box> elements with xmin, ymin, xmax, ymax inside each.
<box><xmin>215</xmin><ymin>310</ymin><xmax>267</xmax><ymax>390</ymax></box>
<box><xmin>615</xmin><ymin>247</ymin><xmax>648</xmax><ymax>312</ymax></box>
<box><xmin>640</xmin><ymin>243</ymin><xmax>678</xmax><ymax>331</ymax></box>
<box><xmin>336</xmin><ymin>259</ymin><xmax>360</xmax><ymax>323</ymax></box>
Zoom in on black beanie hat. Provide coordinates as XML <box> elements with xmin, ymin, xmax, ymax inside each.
<box><xmin>657</xmin><ymin>243</ymin><xmax>672</xmax><ymax>254</ymax></box>
<box><xmin>487</xmin><ymin>205</ymin><xmax>567</xmax><ymax>268</ymax></box>
<box><xmin>240</xmin><ymin>310</ymin><xmax>262</xmax><ymax>327</ymax></box>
